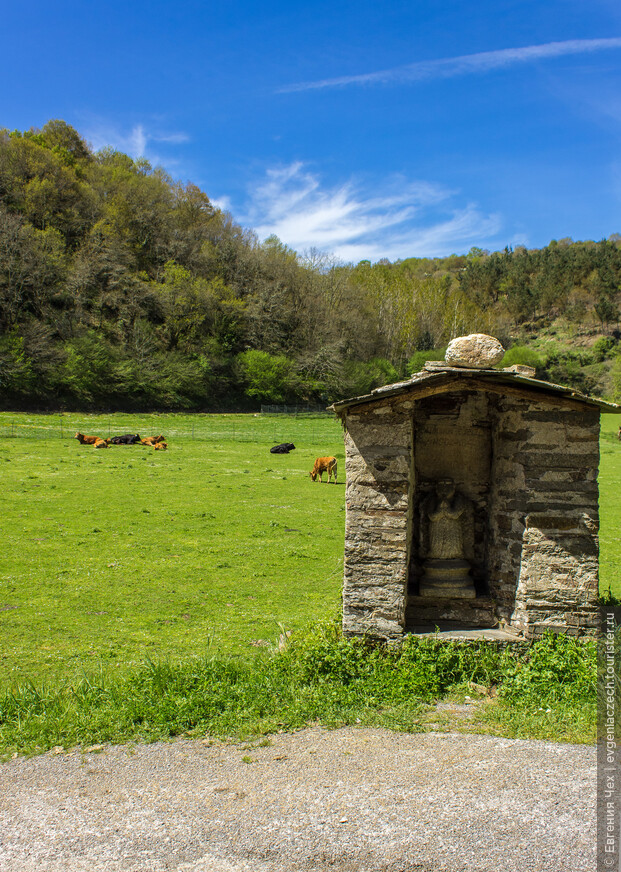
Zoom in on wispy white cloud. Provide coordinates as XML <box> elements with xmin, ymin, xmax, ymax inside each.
<box><xmin>128</xmin><ymin>124</ymin><xmax>147</xmax><ymax>158</ymax></box>
<box><xmin>155</xmin><ymin>132</ymin><xmax>191</xmax><ymax>145</ymax></box>
<box><xmin>240</xmin><ymin>162</ymin><xmax>502</xmax><ymax>261</ymax></box>
<box><xmin>333</xmin><ymin>208</ymin><xmax>502</xmax><ymax>263</ymax></box>
<box><xmin>279</xmin><ymin>37</ymin><xmax>621</xmax><ymax>93</ymax></box>
<box><xmin>84</xmin><ymin>120</ymin><xmax>190</xmax><ymax>162</ymax></box>
<box><xmin>210</xmin><ymin>194</ymin><xmax>233</xmax><ymax>213</ymax></box>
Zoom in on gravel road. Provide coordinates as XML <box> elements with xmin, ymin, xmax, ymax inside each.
<box><xmin>0</xmin><ymin>727</ymin><xmax>595</xmax><ymax>872</ymax></box>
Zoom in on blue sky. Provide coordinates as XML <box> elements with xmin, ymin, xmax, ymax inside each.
<box><xmin>3</xmin><ymin>0</ymin><xmax>621</xmax><ymax>262</ymax></box>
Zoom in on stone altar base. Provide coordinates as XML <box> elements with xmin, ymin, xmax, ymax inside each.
<box><xmin>419</xmin><ymin>558</ymin><xmax>476</xmax><ymax>599</ymax></box>
<box><xmin>405</xmin><ymin>595</ymin><xmax>496</xmax><ymax>629</ymax></box>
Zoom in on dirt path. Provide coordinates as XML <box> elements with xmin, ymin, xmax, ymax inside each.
<box><xmin>0</xmin><ymin>728</ymin><xmax>594</xmax><ymax>872</ymax></box>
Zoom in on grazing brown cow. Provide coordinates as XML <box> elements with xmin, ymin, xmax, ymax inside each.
<box><xmin>310</xmin><ymin>456</ymin><xmax>337</xmax><ymax>483</ymax></box>
<box><xmin>141</xmin><ymin>434</ymin><xmax>166</xmax><ymax>446</ymax></box>
<box><xmin>74</xmin><ymin>432</ymin><xmax>100</xmax><ymax>445</ymax></box>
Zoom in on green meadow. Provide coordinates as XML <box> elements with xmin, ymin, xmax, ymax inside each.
<box><xmin>1</xmin><ymin>409</ymin><xmax>620</xmax><ymax>691</ymax></box>
<box><xmin>597</xmin><ymin>412</ymin><xmax>621</xmax><ymax>596</ymax></box>
<box><xmin>0</xmin><ymin>412</ymin><xmax>345</xmax><ymax>687</ymax></box>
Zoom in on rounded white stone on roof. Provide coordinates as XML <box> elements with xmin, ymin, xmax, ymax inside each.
<box><xmin>445</xmin><ymin>334</ymin><xmax>505</xmax><ymax>369</ymax></box>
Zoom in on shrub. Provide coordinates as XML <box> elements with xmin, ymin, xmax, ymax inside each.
<box><xmin>236</xmin><ymin>349</ymin><xmax>299</xmax><ymax>404</ymax></box>
<box><xmin>339</xmin><ymin>358</ymin><xmax>399</xmax><ymax>398</ymax></box>
<box><xmin>0</xmin><ymin>330</ymin><xmax>37</xmax><ymax>396</ymax></box>
<box><xmin>500</xmin><ymin>345</ymin><xmax>544</xmax><ymax>372</ymax></box>
<box><xmin>541</xmin><ymin>347</ymin><xmax>594</xmax><ymax>390</ymax></box>
<box><xmin>407</xmin><ymin>348</ymin><xmax>446</xmax><ymax>375</ymax></box>
<box><xmin>498</xmin><ymin>632</ymin><xmax>596</xmax><ymax>706</ymax></box>
<box><xmin>592</xmin><ymin>336</ymin><xmax>618</xmax><ymax>363</ymax></box>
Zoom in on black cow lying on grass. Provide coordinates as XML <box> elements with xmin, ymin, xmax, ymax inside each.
<box><xmin>270</xmin><ymin>443</ymin><xmax>296</xmax><ymax>454</ymax></box>
<box><xmin>106</xmin><ymin>434</ymin><xmax>141</xmax><ymax>445</ymax></box>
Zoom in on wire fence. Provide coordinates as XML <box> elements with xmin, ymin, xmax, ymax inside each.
<box><xmin>0</xmin><ymin>411</ymin><xmax>341</xmax><ymax>448</ymax></box>
<box><xmin>260</xmin><ymin>404</ymin><xmax>329</xmax><ymax>414</ymax></box>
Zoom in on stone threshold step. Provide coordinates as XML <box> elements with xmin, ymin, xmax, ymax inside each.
<box><xmin>407</xmin><ymin>595</ymin><xmax>494</xmax><ymax>605</ymax></box>
<box><xmin>405</xmin><ymin>625</ymin><xmax>524</xmax><ymax>642</ymax></box>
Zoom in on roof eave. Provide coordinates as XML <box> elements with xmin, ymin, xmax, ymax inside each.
<box><xmin>328</xmin><ymin>368</ymin><xmax>621</xmax><ymax>415</ymax></box>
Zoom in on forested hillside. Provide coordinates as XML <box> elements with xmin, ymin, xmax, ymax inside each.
<box><xmin>1</xmin><ymin>120</ymin><xmax>621</xmax><ymax>410</ymax></box>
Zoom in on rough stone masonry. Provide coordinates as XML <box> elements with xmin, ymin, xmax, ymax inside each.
<box><xmin>330</xmin><ymin>335</ymin><xmax>620</xmax><ymax>641</ymax></box>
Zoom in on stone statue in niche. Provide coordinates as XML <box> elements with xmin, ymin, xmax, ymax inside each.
<box><xmin>419</xmin><ymin>478</ymin><xmax>476</xmax><ymax>598</ymax></box>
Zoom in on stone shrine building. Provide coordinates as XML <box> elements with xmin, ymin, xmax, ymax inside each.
<box><xmin>330</xmin><ymin>335</ymin><xmax>620</xmax><ymax>641</ymax></box>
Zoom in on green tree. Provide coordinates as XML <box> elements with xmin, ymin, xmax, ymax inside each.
<box><xmin>0</xmin><ymin>204</ymin><xmax>65</xmax><ymax>329</ymax></box>
<box><xmin>0</xmin><ymin>329</ymin><xmax>37</xmax><ymax>396</ymax></box>
<box><xmin>236</xmin><ymin>349</ymin><xmax>299</xmax><ymax>404</ymax></box>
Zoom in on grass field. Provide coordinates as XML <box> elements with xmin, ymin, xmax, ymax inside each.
<box><xmin>0</xmin><ymin>412</ymin><xmax>345</xmax><ymax>687</ymax></box>
<box><xmin>597</xmin><ymin>412</ymin><xmax>621</xmax><ymax>597</ymax></box>
<box><xmin>1</xmin><ymin>410</ymin><xmax>620</xmax><ymax>691</ymax></box>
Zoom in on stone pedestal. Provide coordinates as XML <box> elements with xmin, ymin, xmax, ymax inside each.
<box><xmin>419</xmin><ymin>558</ymin><xmax>476</xmax><ymax>599</ymax></box>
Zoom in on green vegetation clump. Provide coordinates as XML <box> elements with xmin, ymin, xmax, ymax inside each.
<box><xmin>543</xmin><ymin>346</ymin><xmax>596</xmax><ymax>391</ymax></box>
<box><xmin>341</xmin><ymin>357</ymin><xmax>399</xmax><ymax>396</ymax></box>
<box><xmin>592</xmin><ymin>336</ymin><xmax>619</xmax><ymax>362</ymax></box>
<box><xmin>499</xmin><ymin>345</ymin><xmax>544</xmax><ymax>373</ymax></box>
<box><xmin>280</xmin><ymin>619</ymin><xmax>506</xmax><ymax>697</ymax></box>
<box><xmin>407</xmin><ymin>348</ymin><xmax>447</xmax><ymax>375</ymax></box>
<box><xmin>0</xmin><ymin>621</ymin><xmax>598</xmax><ymax>757</ymax></box>
<box><xmin>498</xmin><ymin>631</ymin><xmax>596</xmax><ymax>706</ymax></box>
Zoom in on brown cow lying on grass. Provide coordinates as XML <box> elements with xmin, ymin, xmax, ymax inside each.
<box><xmin>76</xmin><ymin>432</ymin><xmax>167</xmax><ymax>449</ymax></box>
<box><xmin>74</xmin><ymin>432</ymin><xmax>107</xmax><ymax>448</ymax></box>
<box><xmin>140</xmin><ymin>434</ymin><xmax>166</xmax><ymax>446</ymax></box>
<box><xmin>310</xmin><ymin>456</ymin><xmax>337</xmax><ymax>483</ymax></box>
<box><xmin>74</xmin><ymin>432</ymin><xmax>98</xmax><ymax>445</ymax></box>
